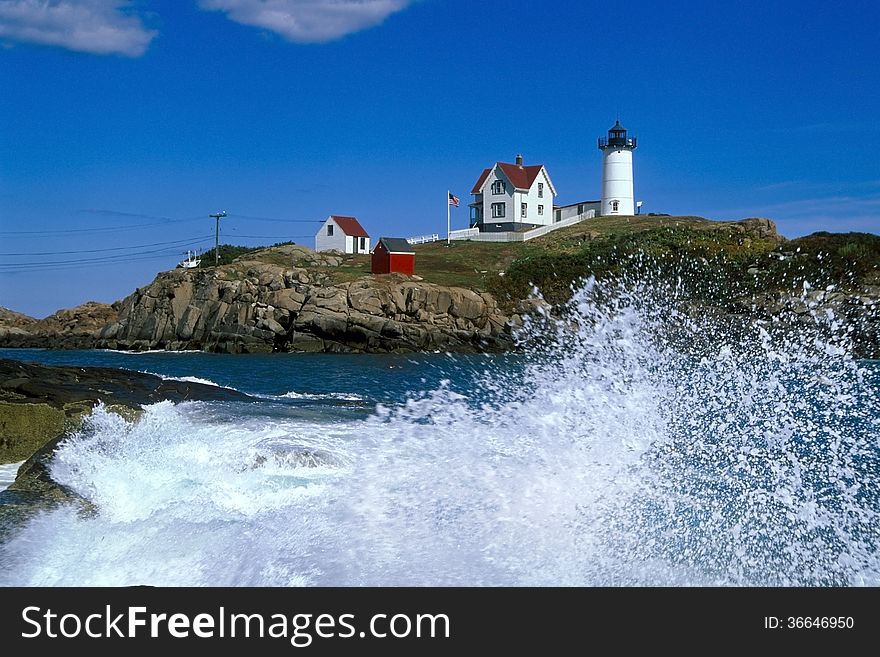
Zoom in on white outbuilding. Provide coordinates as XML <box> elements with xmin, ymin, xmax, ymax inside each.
<box><xmin>315</xmin><ymin>215</ymin><xmax>371</xmax><ymax>254</ymax></box>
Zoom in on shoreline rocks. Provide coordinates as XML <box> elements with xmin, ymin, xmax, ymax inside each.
<box><xmin>0</xmin><ymin>301</ymin><xmax>118</xmax><ymax>350</ymax></box>
<box><xmin>0</xmin><ymin>359</ymin><xmax>255</xmax><ymax>526</ymax></box>
<box><xmin>94</xmin><ymin>247</ymin><xmax>517</xmax><ymax>354</ymax></box>
<box><xmin>1</xmin><ymin>233</ymin><xmax>877</xmax><ymax>357</ymax></box>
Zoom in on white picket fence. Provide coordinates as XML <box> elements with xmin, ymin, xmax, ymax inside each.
<box><xmin>447</xmin><ymin>227</ymin><xmax>480</xmax><ymax>240</ymax></box>
<box><xmin>407</xmin><ymin>233</ymin><xmax>441</xmax><ymax>245</ymax></box>
<box><xmin>448</xmin><ymin>211</ymin><xmax>595</xmax><ymax>243</ymax></box>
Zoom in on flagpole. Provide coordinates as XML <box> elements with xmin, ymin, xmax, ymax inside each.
<box><xmin>447</xmin><ymin>190</ymin><xmax>451</xmax><ymax>246</ymax></box>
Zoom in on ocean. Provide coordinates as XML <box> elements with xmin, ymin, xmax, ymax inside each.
<box><xmin>1</xmin><ymin>278</ymin><xmax>878</xmax><ymax>586</ymax></box>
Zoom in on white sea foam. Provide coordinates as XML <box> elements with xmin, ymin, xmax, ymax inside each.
<box><xmin>139</xmin><ymin>371</ymin><xmax>234</xmax><ymax>390</ymax></box>
<box><xmin>111</xmin><ymin>349</ymin><xmax>203</xmax><ymax>355</ymax></box>
<box><xmin>0</xmin><ymin>402</ymin><xmax>350</xmax><ymax>586</ymax></box>
<box><xmin>163</xmin><ymin>375</ymin><xmax>224</xmax><ymax>387</ymax></box>
<box><xmin>0</xmin><ymin>461</ymin><xmax>23</xmax><ymax>491</ymax></box>
<box><xmin>278</xmin><ymin>391</ymin><xmax>367</xmax><ymax>402</ymax></box>
<box><xmin>1</xmin><ymin>276</ymin><xmax>878</xmax><ymax>586</ymax></box>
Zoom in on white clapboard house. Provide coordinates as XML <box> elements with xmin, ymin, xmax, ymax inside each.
<box><xmin>315</xmin><ymin>215</ymin><xmax>371</xmax><ymax>254</ymax></box>
<box><xmin>469</xmin><ymin>154</ymin><xmax>557</xmax><ymax>232</ymax></box>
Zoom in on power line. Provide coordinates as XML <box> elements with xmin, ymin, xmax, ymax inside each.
<box><xmin>0</xmin><ymin>252</ymin><xmax>197</xmax><ymax>275</ymax></box>
<box><xmin>0</xmin><ymin>213</ymin><xmax>319</xmax><ymax>236</ymax></box>
<box><xmin>0</xmin><ymin>240</ymin><xmax>214</xmax><ymax>269</ymax></box>
<box><xmin>227</xmin><ymin>213</ymin><xmax>323</xmax><ymax>223</ymax></box>
<box><xmin>78</xmin><ymin>209</ymin><xmax>182</xmax><ymax>221</ymax></box>
<box><xmin>0</xmin><ymin>216</ymin><xmax>204</xmax><ymax>236</ymax></box>
<box><xmin>225</xmin><ymin>234</ymin><xmax>313</xmax><ymax>239</ymax></box>
<box><xmin>0</xmin><ymin>237</ymin><xmax>305</xmax><ymax>274</ymax></box>
<box><xmin>0</xmin><ymin>235</ymin><xmax>213</xmax><ymax>257</ymax></box>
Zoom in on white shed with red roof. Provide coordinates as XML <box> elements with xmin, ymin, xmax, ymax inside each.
<box><xmin>315</xmin><ymin>215</ymin><xmax>371</xmax><ymax>254</ymax></box>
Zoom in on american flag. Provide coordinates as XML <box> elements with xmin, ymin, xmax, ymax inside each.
<box><xmin>448</xmin><ymin>192</ymin><xmax>460</xmax><ymax>207</ymax></box>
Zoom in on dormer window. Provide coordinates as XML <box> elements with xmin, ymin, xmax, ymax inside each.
<box><xmin>491</xmin><ymin>179</ymin><xmax>505</xmax><ymax>195</ymax></box>
<box><xmin>538</xmin><ymin>183</ymin><xmax>544</xmax><ymax>198</ymax></box>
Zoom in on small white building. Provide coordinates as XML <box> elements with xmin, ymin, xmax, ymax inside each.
<box><xmin>469</xmin><ymin>155</ymin><xmax>557</xmax><ymax>232</ymax></box>
<box><xmin>315</xmin><ymin>215</ymin><xmax>371</xmax><ymax>254</ymax></box>
<box><xmin>554</xmin><ymin>200</ymin><xmax>601</xmax><ymax>223</ymax></box>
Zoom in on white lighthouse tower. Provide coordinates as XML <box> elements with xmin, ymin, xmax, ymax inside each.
<box><xmin>598</xmin><ymin>120</ymin><xmax>638</xmax><ymax>216</ymax></box>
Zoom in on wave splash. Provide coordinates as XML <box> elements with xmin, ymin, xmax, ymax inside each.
<box><xmin>347</xmin><ymin>277</ymin><xmax>879</xmax><ymax>585</ymax></box>
<box><xmin>1</xmin><ymin>276</ymin><xmax>877</xmax><ymax>586</ymax></box>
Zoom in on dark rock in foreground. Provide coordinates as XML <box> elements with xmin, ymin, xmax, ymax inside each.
<box><xmin>0</xmin><ymin>358</ymin><xmax>253</xmax><ymax>530</ymax></box>
<box><xmin>1</xmin><ymin>358</ymin><xmax>250</xmax><ymax>411</ymax></box>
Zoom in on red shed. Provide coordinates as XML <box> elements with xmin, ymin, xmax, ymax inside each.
<box><xmin>372</xmin><ymin>237</ymin><xmax>415</xmax><ymax>275</ymax></box>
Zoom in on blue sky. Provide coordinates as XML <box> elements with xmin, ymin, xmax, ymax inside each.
<box><xmin>1</xmin><ymin>0</ymin><xmax>878</xmax><ymax>317</ymax></box>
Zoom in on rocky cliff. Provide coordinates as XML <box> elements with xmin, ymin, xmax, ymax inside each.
<box><xmin>96</xmin><ymin>246</ymin><xmax>515</xmax><ymax>353</ymax></box>
<box><xmin>0</xmin><ymin>301</ymin><xmax>118</xmax><ymax>349</ymax></box>
<box><xmin>0</xmin><ymin>307</ymin><xmax>36</xmax><ymax>331</ymax></box>
<box><xmin>2</xmin><ymin>220</ymin><xmax>877</xmax><ymax>357</ymax></box>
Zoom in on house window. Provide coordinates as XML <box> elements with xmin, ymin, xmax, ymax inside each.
<box><xmin>611</xmin><ymin>200</ymin><xmax>619</xmax><ymax>212</ymax></box>
<box><xmin>538</xmin><ymin>183</ymin><xmax>544</xmax><ymax>198</ymax></box>
<box><xmin>360</xmin><ymin>237</ymin><xmax>366</xmax><ymax>249</ymax></box>
<box><xmin>492</xmin><ymin>180</ymin><xmax>505</xmax><ymax>195</ymax></box>
<box><xmin>327</xmin><ymin>225</ymin><xmax>334</xmax><ymax>236</ymax></box>
<box><xmin>491</xmin><ymin>202</ymin><xmax>506</xmax><ymax>218</ymax></box>
<box><xmin>521</xmin><ymin>203</ymin><xmax>528</xmax><ymax>219</ymax></box>
<box><xmin>538</xmin><ymin>204</ymin><xmax>544</xmax><ymax>216</ymax></box>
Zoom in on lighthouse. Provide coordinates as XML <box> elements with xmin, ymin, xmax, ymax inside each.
<box><xmin>598</xmin><ymin>120</ymin><xmax>637</xmax><ymax>216</ymax></box>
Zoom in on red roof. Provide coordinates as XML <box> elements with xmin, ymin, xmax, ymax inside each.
<box><xmin>471</xmin><ymin>168</ymin><xmax>492</xmax><ymax>194</ymax></box>
<box><xmin>330</xmin><ymin>215</ymin><xmax>369</xmax><ymax>237</ymax></box>
<box><xmin>470</xmin><ymin>163</ymin><xmax>546</xmax><ymax>194</ymax></box>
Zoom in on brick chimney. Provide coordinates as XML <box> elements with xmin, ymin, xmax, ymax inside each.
<box><xmin>515</xmin><ymin>153</ymin><xmax>523</xmax><ymax>168</ymax></box>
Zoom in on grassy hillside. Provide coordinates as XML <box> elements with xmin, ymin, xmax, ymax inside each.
<box><xmin>418</xmin><ymin>217</ymin><xmax>879</xmax><ymax>309</ymax></box>
<box><xmin>236</xmin><ymin>216</ymin><xmax>880</xmax><ymax>310</ymax></box>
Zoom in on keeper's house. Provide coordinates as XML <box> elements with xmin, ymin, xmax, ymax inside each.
<box><xmin>469</xmin><ymin>154</ymin><xmax>556</xmax><ymax>232</ymax></box>
<box><xmin>315</xmin><ymin>215</ymin><xmax>371</xmax><ymax>254</ymax></box>
<box><xmin>371</xmin><ymin>237</ymin><xmax>415</xmax><ymax>276</ymax></box>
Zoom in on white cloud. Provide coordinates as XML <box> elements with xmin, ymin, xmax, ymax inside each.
<box><xmin>199</xmin><ymin>0</ymin><xmax>413</xmax><ymax>43</ymax></box>
<box><xmin>0</xmin><ymin>0</ymin><xmax>156</xmax><ymax>56</ymax></box>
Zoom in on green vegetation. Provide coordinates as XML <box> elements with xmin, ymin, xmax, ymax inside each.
<box><xmin>402</xmin><ymin>215</ymin><xmax>775</xmax><ymax>300</ymax></box>
<box><xmin>407</xmin><ymin>216</ymin><xmax>783</xmax><ymax>307</ymax></box>
<box><xmin>413</xmin><ymin>218</ymin><xmax>878</xmax><ymax>310</ymax></box>
<box><xmin>204</xmin><ymin>242</ymin><xmax>297</xmax><ymax>267</ymax></box>
<box><xmin>488</xmin><ymin>225</ymin><xmax>780</xmax><ymax>307</ymax></box>
<box><xmin>210</xmin><ymin>219</ymin><xmax>879</xmax><ymax>311</ymax></box>
<box><xmin>409</xmin><ymin>240</ymin><xmax>526</xmax><ymax>288</ymax></box>
<box><xmin>778</xmin><ymin>232</ymin><xmax>880</xmax><ymax>288</ymax></box>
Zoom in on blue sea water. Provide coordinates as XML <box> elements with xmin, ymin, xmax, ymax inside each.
<box><xmin>0</xmin><ymin>348</ymin><xmax>509</xmax><ymax>407</ymax></box>
<box><xmin>1</xmin><ymin>278</ymin><xmax>878</xmax><ymax>586</ymax></box>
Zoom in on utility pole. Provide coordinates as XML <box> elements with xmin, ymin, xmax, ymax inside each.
<box><xmin>210</xmin><ymin>211</ymin><xmax>227</xmax><ymax>266</ymax></box>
